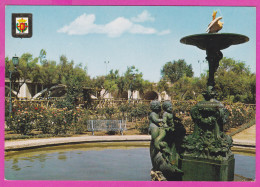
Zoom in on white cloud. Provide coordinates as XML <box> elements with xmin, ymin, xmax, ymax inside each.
<box><xmin>158</xmin><ymin>29</ymin><xmax>171</xmax><ymax>35</ymax></box>
<box><xmin>104</xmin><ymin>17</ymin><xmax>133</xmax><ymax>37</ymax></box>
<box><xmin>130</xmin><ymin>24</ymin><xmax>157</xmax><ymax>34</ymax></box>
<box><xmin>57</xmin><ymin>12</ymin><xmax>170</xmax><ymax>37</ymax></box>
<box><xmin>57</xmin><ymin>13</ymin><xmax>101</xmax><ymax>35</ymax></box>
<box><xmin>131</xmin><ymin>10</ymin><xmax>155</xmax><ymax>22</ymax></box>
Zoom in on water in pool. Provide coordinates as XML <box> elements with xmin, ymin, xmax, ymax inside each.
<box><xmin>5</xmin><ymin>142</ymin><xmax>255</xmax><ymax>181</ymax></box>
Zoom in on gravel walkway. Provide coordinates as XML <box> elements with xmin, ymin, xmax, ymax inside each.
<box><xmin>5</xmin><ymin>125</ymin><xmax>256</xmax><ymax>151</ymax></box>
<box><xmin>232</xmin><ymin>125</ymin><xmax>256</xmax><ymax>147</ymax></box>
<box><xmin>5</xmin><ymin>135</ymin><xmax>151</xmax><ymax>151</ymax></box>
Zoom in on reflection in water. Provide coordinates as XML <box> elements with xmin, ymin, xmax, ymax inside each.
<box><xmin>5</xmin><ymin>143</ymin><xmax>255</xmax><ymax>181</ymax></box>
<box><xmin>58</xmin><ymin>152</ymin><xmax>67</xmax><ymax>161</ymax></box>
<box><xmin>5</xmin><ymin>145</ymin><xmax>152</xmax><ymax>181</ymax></box>
<box><xmin>11</xmin><ymin>158</ymin><xmax>21</xmax><ymax>171</ymax></box>
<box><xmin>39</xmin><ymin>154</ymin><xmax>47</xmax><ymax>168</ymax></box>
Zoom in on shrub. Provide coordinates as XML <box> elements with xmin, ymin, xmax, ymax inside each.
<box><xmin>7</xmin><ymin>109</ymin><xmax>35</xmax><ymax>135</ymax></box>
<box><xmin>135</xmin><ymin>120</ymin><xmax>149</xmax><ymax>134</ymax></box>
<box><xmin>73</xmin><ymin>109</ymin><xmax>88</xmax><ymax>134</ymax></box>
<box><xmin>119</xmin><ymin>103</ymin><xmax>134</xmax><ymax>121</ymax></box>
<box><xmin>224</xmin><ymin>103</ymin><xmax>255</xmax><ymax>131</ymax></box>
<box><xmin>130</xmin><ymin>103</ymin><xmax>150</xmax><ymax>121</ymax></box>
<box><xmin>35</xmin><ymin>106</ymin><xmax>53</xmax><ymax>134</ymax></box>
<box><xmin>118</xmin><ymin>104</ymin><xmax>129</xmax><ymax>114</ymax></box>
<box><xmin>49</xmin><ymin>108</ymin><xmax>74</xmax><ymax>135</ymax></box>
<box><xmin>6</xmin><ymin>99</ymin><xmax>255</xmax><ymax>137</ymax></box>
<box><xmin>104</xmin><ymin>106</ymin><xmax>117</xmax><ymax>119</ymax></box>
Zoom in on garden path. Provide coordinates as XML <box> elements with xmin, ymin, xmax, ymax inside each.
<box><xmin>5</xmin><ymin>125</ymin><xmax>256</xmax><ymax>151</ymax></box>
<box><xmin>232</xmin><ymin>125</ymin><xmax>256</xmax><ymax>147</ymax></box>
<box><xmin>232</xmin><ymin>125</ymin><xmax>256</xmax><ymax>142</ymax></box>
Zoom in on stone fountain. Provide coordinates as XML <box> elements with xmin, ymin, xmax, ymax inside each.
<box><xmin>149</xmin><ymin>11</ymin><xmax>249</xmax><ymax>181</ymax></box>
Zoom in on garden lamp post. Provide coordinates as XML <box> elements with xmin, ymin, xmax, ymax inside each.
<box><xmin>9</xmin><ymin>55</ymin><xmax>19</xmax><ymax>116</ymax></box>
<box><xmin>104</xmin><ymin>61</ymin><xmax>109</xmax><ymax>75</ymax></box>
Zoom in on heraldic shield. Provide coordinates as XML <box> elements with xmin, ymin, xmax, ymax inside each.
<box><xmin>12</xmin><ymin>13</ymin><xmax>32</xmax><ymax>38</ymax></box>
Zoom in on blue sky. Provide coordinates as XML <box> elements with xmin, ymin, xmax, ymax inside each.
<box><xmin>5</xmin><ymin>6</ymin><xmax>256</xmax><ymax>82</ymax></box>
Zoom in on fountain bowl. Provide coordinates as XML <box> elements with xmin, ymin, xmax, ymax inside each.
<box><xmin>180</xmin><ymin>33</ymin><xmax>249</xmax><ymax>50</ymax></box>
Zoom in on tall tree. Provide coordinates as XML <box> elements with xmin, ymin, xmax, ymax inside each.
<box><xmin>161</xmin><ymin>59</ymin><xmax>194</xmax><ymax>83</ymax></box>
<box><xmin>124</xmin><ymin>66</ymin><xmax>144</xmax><ymax>95</ymax></box>
<box><xmin>5</xmin><ymin>53</ymin><xmax>39</xmax><ymax>97</ymax></box>
<box><xmin>57</xmin><ymin>56</ymin><xmax>89</xmax><ymax>107</ymax></box>
<box><xmin>39</xmin><ymin>49</ymin><xmax>47</xmax><ymax>65</ymax></box>
<box><xmin>36</xmin><ymin>50</ymin><xmax>59</xmax><ymax>97</ymax></box>
<box><xmin>217</xmin><ymin>57</ymin><xmax>250</xmax><ymax>75</ymax></box>
<box><xmin>215</xmin><ymin>57</ymin><xmax>255</xmax><ymax>103</ymax></box>
<box><xmin>103</xmin><ymin>70</ymin><xmax>120</xmax><ymax>97</ymax></box>
<box><xmin>156</xmin><ymin>78</ymin><xmax>169</xmax><ymax>94</ymax></box>
<box><xmin>91</xmin><ymin>76</ymin><xmax>106</xmax><ymax>99</ymax></box>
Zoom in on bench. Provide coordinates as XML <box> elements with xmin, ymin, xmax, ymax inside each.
<box><xmin>87</xmin><ymin>120</ymin><xmax>127</xmax><ymax>135</ymax></box>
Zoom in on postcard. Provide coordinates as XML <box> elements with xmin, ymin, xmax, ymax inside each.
<box><xmin>0</xmin><ymin>0</ymin><xmax>258</xmax><ymax>187</ymax></box>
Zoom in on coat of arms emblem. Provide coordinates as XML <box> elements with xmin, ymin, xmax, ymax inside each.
<box><xmin>12</xmin><ymin>13</ymin><xmax>32</xmax><ymax>38</ymax></box>
<box><xmin>16</xmin><ymin>18</ymin><xmax>29</xmax><ymax>33</ymax></box>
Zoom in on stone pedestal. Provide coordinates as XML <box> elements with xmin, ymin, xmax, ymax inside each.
<box><xmin>180</xmin><ymin>98</ymin><xmax>234</xmax><ymax>181</ymax></box>
<box><xmin>180</xmin><ymin>154</ymin><xmax>235</xmax><ymax>181</ymax></box>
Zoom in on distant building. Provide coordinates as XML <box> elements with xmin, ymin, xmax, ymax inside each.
<box><xmin>5</xmin><ymin>79</ymin><xmax>171</xmax><ymax>101</ymax></box>
<box><xmin>5</xmin><ymin>78</ymin><xmax>48</xmax><ymax>99</ymax></box>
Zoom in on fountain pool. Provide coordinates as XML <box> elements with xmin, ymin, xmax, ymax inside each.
<box><xmin>5</xmin><ymin>142</ymin><xmax>255</xmax><ymax>181</ymax></box>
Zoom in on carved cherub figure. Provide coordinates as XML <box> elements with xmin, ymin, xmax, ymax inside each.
<box><xmin>149</xmin><ymin>100</ymin><xmax>184</xmax><ymax>177</ymax></box>
<box><xmin>149</xmin><ymin>100</ymin><xmax>163</xmax><ymax>140</ymax></box>
<box><xmin>162</xmin><ymin>101</ymin><xmax>175</xmax><ymax>130</ymax></box>
<box><xmin>148</xmin><ymin>100</ymin><xmax>168</xmax><ymax>151</ymax></box>
<box><xmin>154</xmin><ymin>101</ymin><xmax>174</xmax><ymax>151</ymax></box>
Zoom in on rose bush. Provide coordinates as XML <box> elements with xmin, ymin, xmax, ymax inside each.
<box><xmin>7</xmin><ymin>106</ymin><xmax>36</xmax><ymax>135</ymax></box>
<box><xmin>134</xmin><ymin>101</ymin><xmax>255</xmax><ymax>134</ymax></box>
<box><xmin>7</xmin><ymin>102</ymin><xmax>88</xmax><ymax>135</ymax></box>
<box><xmin>6</xmin><ymin>100</ymin><xmax>255</xmax><ymax>136</ymax></box>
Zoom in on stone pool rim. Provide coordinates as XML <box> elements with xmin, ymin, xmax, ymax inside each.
<box><xmin>5</xmin><ymin>135</ymin><xmax>255</xmax><ymax>152</ymax></box>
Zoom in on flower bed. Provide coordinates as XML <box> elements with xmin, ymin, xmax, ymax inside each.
<box><xmin>6</xmin><ymin>102</ymin><xmax>89</xmax><ymax>135</ymax></box>
<box><xmin>5</xmin><ymin>100</ymin><xmax>255</xmax><ymax>136</ymax></box>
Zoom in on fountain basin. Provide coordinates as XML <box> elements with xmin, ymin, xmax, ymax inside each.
<box><xmin>5</xmin><ymin>142</ymin><xmax>255</xmax><ymax>181</ymax></box>
<box><xmin>180</xmin><ymin>33</ymin><xmax>249</xmax><ymax>50</ymax></box>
